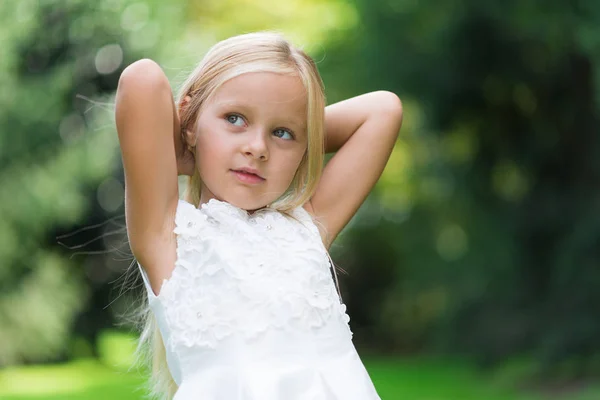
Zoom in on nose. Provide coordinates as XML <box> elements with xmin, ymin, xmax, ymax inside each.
<box><xmin>242</xmin><ymin>128</ymin><xmax>269</xmax><ymax>161</ymax></box>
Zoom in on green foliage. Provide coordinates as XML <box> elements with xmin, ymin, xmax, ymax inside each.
<box><xmin>322</xmin><ymin>0</ymin><xmax>600</xmax><ymax>378</ymax></box>
<box><xmin>0</xmin><ymin>0</ymin><xmax>186</xmax><ymax>366</ymax></box>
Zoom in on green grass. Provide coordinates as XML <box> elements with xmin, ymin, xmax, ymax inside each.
<box><xmin>1</xmin><ymin>331</ymin><xmax>600</xmax><ymax>399</ymax></box>
<box><xmin>0</xmin><ymin>358</ymin><xmax>146</xmax><ymax>400</ymax></box>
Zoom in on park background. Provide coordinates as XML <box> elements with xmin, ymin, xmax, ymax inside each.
<box><xmin>1</xmin><ymin>0</ymin><xmax>600</xmax><ymax>399</ymax></box>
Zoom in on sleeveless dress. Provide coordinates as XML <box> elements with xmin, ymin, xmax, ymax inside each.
<box><xmin>138</xmin><ymin>198</ymin><xmax>381</xmax><ymax>400</ymax></box>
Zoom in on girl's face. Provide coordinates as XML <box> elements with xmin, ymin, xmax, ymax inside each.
<box><xmin>191</xmin><ymin>72</ymin><xmax>308</xmax><ymax>212</ymax></box>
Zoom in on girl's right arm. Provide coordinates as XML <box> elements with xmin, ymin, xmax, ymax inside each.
<box><xmin>115</xmin><ymin>59</ymin><xmax>181</xmax><ymax>275</ymax></box>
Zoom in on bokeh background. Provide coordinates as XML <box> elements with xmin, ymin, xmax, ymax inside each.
<box><xmin>1</xmin><ymin>0</ymin><xmax>600</xmax><ymax>399</ymax></box>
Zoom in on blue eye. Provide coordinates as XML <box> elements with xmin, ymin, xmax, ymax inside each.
<box><xmin>226</xmin><ymin>114</ymin><xmax>245</xmax><ymax>126</ymax></box>
<box><xmin>273</xmin><ymin>128</ymin><xmax>294</xmax><ymax>140</ymax></box>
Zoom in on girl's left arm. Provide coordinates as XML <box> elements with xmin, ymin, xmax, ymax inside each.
<box><xmin>308</xmin><ymin>91</ymin><xmax>403</xmax><ymax>248</ymax></box>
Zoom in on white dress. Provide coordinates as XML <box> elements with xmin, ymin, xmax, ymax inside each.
<box><xmin>138</xmin><ymin>198</ymin><xmax>381</xmax><ymax>399</ymax></box>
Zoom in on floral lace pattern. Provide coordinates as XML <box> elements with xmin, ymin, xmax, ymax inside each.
<box><xmin>154</xmin><ymin>199</ymin><xmax>352</xmax><ymax>355</ymax></box>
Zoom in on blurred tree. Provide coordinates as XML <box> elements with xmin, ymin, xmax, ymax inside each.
<box><xmin>323</xmin><ymin>0</ymin><xmax>600</xmax><ymax>378</ymax></box>
<box><xmin>0</xmin><ymin>0</ymin><xmax>188</xmax><ymax>365</ymax></box>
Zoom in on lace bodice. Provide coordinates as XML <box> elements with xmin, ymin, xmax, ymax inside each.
<box><xmin>138</xmin><ymin>199</ymin><xmax>381</xmax><ymax>400</ymax></box>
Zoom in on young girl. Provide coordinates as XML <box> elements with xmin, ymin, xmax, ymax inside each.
<box><xmin>115</xmin><ymin>32</ymin><xmax>402</xmax><ymax>400</ymax></box>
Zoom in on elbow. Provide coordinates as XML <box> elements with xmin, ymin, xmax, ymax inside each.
<box><xmin>375</xmin><ymin>90</ymin><xmax>403</xmax><ymax>116</ymax></box>
<box><xmin>120</xmin><ymin>58</ymin><xmax>162</xmax><ymax>79</ymax></box>
<box><xmin>373</xmin><ymin>90</ymin><xmax>403</xmax><ymax>132</ymax></box>
<box><xmin>117</xmin><ymin>58</ymin><xmax>170</xmax><ymax>92</ymax></box>
<box><xmin>115</xmin><ymin>59</ymin><xmax>172</xmax><ymax>116</ymax></box>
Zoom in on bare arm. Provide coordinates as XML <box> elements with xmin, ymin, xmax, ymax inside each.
<box><xmin>308</xmin><ymin>91</ymin><xmax>404</xmax><ymax>248</ymax></box>
<box><xmin>115</xmin><ymin>59</ymin><xmax>182</xmax><ymax>275</ymax></box>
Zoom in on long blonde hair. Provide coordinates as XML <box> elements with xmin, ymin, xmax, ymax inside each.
<box><xmin>131</xmin><ymin>32</ymin><xmax>326</xmax><ymax>400</ymax></box>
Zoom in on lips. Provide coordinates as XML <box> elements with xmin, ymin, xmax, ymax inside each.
<box><xmin>232</xmin><ymin>167</ymin><xmax>264</xmax><ymax>179</ymax></box>
<box><xmin>231</xmin><ymin>169</ymin><xmax>265</xmax><ymax>184</ymax></box>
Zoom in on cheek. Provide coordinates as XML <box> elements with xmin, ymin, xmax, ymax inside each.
<box><xmin>196</xmin><ymin>131</ymin><xmax>229</xmax><ymax>172</ymax></box>
<box><xmin>277</xmin><ymin>150</ymin><xmax>306</xmax><ymax>184</ymax></box>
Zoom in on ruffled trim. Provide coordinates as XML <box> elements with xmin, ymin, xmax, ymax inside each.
<box><xmin>156</xmin><ymin>199</ymin><xmax>353</xmax><ymax>355</ymax></box>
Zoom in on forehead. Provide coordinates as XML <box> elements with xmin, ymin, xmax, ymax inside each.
<box><xmin>210</xmin><ymin>72</ymin><xmax>308</xmax><ymax>124</ymax></box>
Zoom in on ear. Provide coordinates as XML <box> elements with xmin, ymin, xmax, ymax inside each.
<box><xmin>184</xmin><ymin>128</ymin><xmax>196</xmax><ymax>149</ymax></box>
<box><xmin>179</xmin><ymin>95</ymin><xmax>197</xmax><ymax>147</ymax></box>
<box><xmin>179</xmin><ymin>95</ymin><xmax>192</xmax><ymax>112</ymax></box>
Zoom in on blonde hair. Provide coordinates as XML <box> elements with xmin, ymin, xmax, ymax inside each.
<box><xmin>131</xmin><ymin>32</ymin><xmax>326</xmax><ymax>400</ymax></box>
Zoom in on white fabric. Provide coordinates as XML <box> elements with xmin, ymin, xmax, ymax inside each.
<box><xmin>138</xmin><ymin>199</ymin><xmax>381</xmax><ymax>399</ymax></box>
